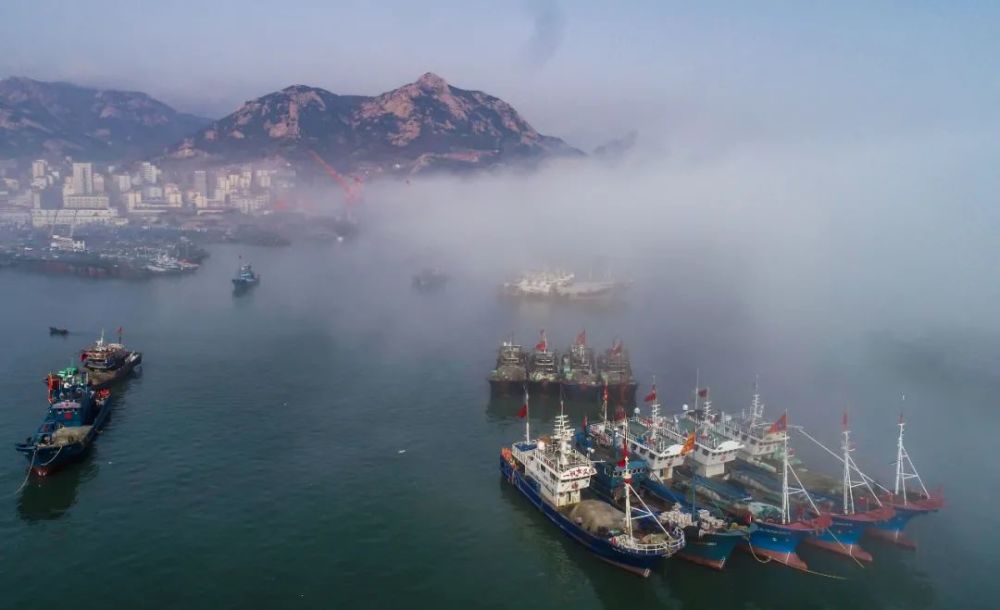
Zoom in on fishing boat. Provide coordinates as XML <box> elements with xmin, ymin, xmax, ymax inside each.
<box><xmin>597</xmin><ymin>340</ymin><xmax>637</xmax><ymax>404</ymax></box>
<box><xmin>49</xmin><ymin>326</ymin><xmax>69</xmax><ymax>336</ymax></box>
<box><xmin>15</xmin><ymin>367</ymin><xmax>112</xmax><ymax>476</ymax></box>
<box><xmin>526</xmin><ymin>330</ymin><xmax>560</xmax><ymax>396</ymax></box>
<box><xmin>865</xmin><ymin>415</ymin><xmax>943</xmax><ymax>548</ymax></box>
<box><xmin>730</xmin><ymin>413</ymin><xmax>898</xmax><ymax>562</ymax></box>
<box><xmin>500</xmin><ymin>394</ymin><xmax>684</xmax><ymax>577</ymax></box>
<box><xmin>674</xmin><ymin>412</ymin><xmax>831</xmax><ymax>571</ymax></box>
<box><xmin>560</xmin><ymin>330</ymin><xmax>601</xmax><ymax>400</ymax></box>
<box><xmin>579</xmin><ymin>396</ymin><xmax>745</xmax><ymax>570</ymax></box>
<box><xmin>488</xmin><ymin>340</ymin><xmax>527</xmax><ymax>396</ymax></box>
<box><xmin>713</xmin><ymin>381</ymin><xmax>786</xmax><ymax>464</ymax></box>
<box><xmin>232</xmin><ymin>260</ymin><xmax>260</xmax><ymax>290</ymax></box>
<box><xmin>79</xmin><ymin>328</ymin><xmax>142</xmax><ymax>388</ymax></box>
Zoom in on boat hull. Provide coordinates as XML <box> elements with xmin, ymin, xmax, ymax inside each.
<box><xmin>740</xmin><ymin>522</ymin><xmax>812</xmax><ymax>571</ymax></box>
<box><xmin>678</xmin><ymin>529</ymin><xmax>745</xmax><ymax>570</ymax></box>
<box><xmin>866</xmin><ymin>505</ymin><xmax>932</xmax><ymax>549</ymax></box>
<box><xmin>86</xmin><ymin>352</ymin><xmax>141</xmax><ymax>389</ymax></box>
<box><xmin>643</xmin><ymin>480</ymin><xmax>745</xmax><ymax>570</ymax></box>
<box><xmin>604</xmin><ymin>382</ymin><xmax>637</xmax><ymax>404</ymax></box>
<box><xmin>488</xmin><ymin>378</ymin><xmax>525</xmax><ymax>397</ymax></box>
<box><xmin>803</xmin><ymin>516</ymin><xmax>872</xmax><ymax>562</ymax></box>
<box><xmin>15</xmin><ymin>398</ymin><xmax>112</xmax><ymax>477</ymax></box>
<box><xmin>527</xmin><ymin>378</ymin><xmax>559</xmax><ymax>396</ymax></box>
<box><xmin>500</xmin><ymin>457</ymin><xmax>666</xmax><ymax>577</ymax></box>
<box><xmin>560</xmin><ymin>381</ymin><xmax>602</xmax><ymax>401</ymax></box>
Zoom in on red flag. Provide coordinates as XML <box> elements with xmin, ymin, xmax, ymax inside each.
<box><xmin>534</xmin><ymin>329</ymin><xmax>547</xmax><ymax>352</ymax></box>
<box><xmin>768</xmin><ymin>412</ymin><xmax>788</xmax><ymax>434</ymax></box>
<box><xmin>602</xmin><ymin>384</ymin><xmax>609</xmax><ymax>403</ymax></box>
<box><xmin>79</xmin><ymin>351</ymin><xmax>87</xmax><ymax>362</ymax></box>
<box><xmin>618</xmin><ymin>437</ymin><xmax>628</xmax><ymax>467</ymax></box>
<box><xmin>644</xmin><ymin>385</ymin><xmax>657</xmax><ymax>403</ymax></box>
<box><xmin>697</xmin><ymin>388</ymin><xmax>708</xmax><ymax>398</ymax></box>
<box><xmin>517</xmin><ymin>404</ymin><xmax>528</xmax><ymax>418</ymax></box>
<box><xmin>575</xmin><ymin>329</ymin><xmax>586</xmax><ymax>346</ymax></box>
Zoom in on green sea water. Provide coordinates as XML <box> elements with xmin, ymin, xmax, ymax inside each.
<box><xmin>0</xmin><ymin>236</ymin><xmax>994</xmax><ymax>610</ymax></box>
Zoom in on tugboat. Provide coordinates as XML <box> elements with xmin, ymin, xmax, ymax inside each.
<box><xmin>488</xmin><ymin>340</ymin><xmax>527</xmax><ymax>396</ymax></box>
<box><xmin>15</xmin><ymin>367</ymin><xmax>112</xmax><ymax>476</ymax></box>
<box><xmin>500</xmin><ymin>393</ymin><xmax>684</xmax><ymax>577</ymax></box>
<box><xmin>527</xmin><ymin>330</ymin><xmax>560</xmax><ymax>396</ymax></box>
<box><xmin>232</xmin><ymin>258</ymin><xmax>260</xmax><ymax>292</ymax></box>
<box><xmin>412</xmin><ymin>268</ymin><xmax>449</xmax><ymax>292</ymax></box>
<box><xmin>560</xmin><ymin>330</ymin><xmax>601</xmax><ymax>400</ymax></box>
<box><xmin>79</xmin><ymin>328</ymin><xmax>142</xmax><ymax>388</ymax></box>
<box><xmin>597</xmin><ymin>340</ymin><xmax>637</xmax><ymax>404</ymax></box>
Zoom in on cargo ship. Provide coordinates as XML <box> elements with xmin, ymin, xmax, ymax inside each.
<box><xmin>80</xmin><ymin>329</ymin><xmax>142</xmax><ymax>388</ymax></box>
<box><xmin>559</xmin><ymin>330</ymin><xmax>601</xmax><ymax>400</ymax></box>
<box><xmin>488</xmin><ymin>340</ymin><xmax>527</xmax><ymax>396</ymax></box>
<box><xmin>500</xmin><ymin>397</ymin><xmax>684</xmax><ymax>577</ymax></box>
<box><xmin>15</xmin><ymin>367</ymin><xmax>112</xmax><ymax>476</ymax></box>
<box><xmin>597</xmin><ymin>340</ymin><xmax>637</xmax><ymax>404</ymax></box>
<box><xmin>526</xmin><ymin>330</ymin><xmax>560</xmax><ymax>396</ymax></box>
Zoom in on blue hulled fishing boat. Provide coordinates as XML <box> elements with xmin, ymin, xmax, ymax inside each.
<box><xmin>864</xmin><ymin>415</ymin><xmax>943</xmax><ymax>548</ymax></box>
<box><xmin>500</xmin><ymin>393</ymin><xmax>684</xmax><ymax>577</ymax></box>
<box><xmin>15</xmin><ymin>367</ymin><xmax>112</xmax><ymax>476</ymax></box>
<box><xmin>579</xmin><ymin>415</ymin><xmax>748</xmax><ymax>570</ymax></box>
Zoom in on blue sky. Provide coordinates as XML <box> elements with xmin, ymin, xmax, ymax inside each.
<box><xmin>1</xmin><ymin>1</ymin><xmax>997</xmax><ymax>148</ymax></box>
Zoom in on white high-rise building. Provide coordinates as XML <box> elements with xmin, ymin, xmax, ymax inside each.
<box><xmin>193</xmin><ymin>170</ymin><xmax>208</xmax><ymax>196</ymax></box>
<box><xmin>71</xmin><ymin>163</ymin><xmax>93</xmax><ymax>195</ymax></box>
<box><xmin>140</xmin><ymin>162</ymin><xmax>160</xmax><ymax>184</ymax></box>
<box><xmin>32</xmin><ymin>160</ymin><xmax>47</xmax><ymax>179</ymax></box>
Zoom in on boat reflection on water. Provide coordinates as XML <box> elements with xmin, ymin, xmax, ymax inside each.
<box><xmin>17</xmin><ymin>459</ymin><xmax>97</xmax><ymax>522</ymax></box>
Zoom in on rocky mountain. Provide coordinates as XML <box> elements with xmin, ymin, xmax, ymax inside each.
<box><xmin>166</xmin><ymin>73</ymin><xmax>581</xmax><ymax>173</ymax></box>
<box><xmin>0</xmin><ymin>77</ymin><xmax>209</xmax><ymax>161</ymax></box>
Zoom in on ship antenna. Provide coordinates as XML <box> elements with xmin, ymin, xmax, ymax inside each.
<box><xmin>622</xmin><ymin>437</ymin><xmax>634</xmax><ymax>539</ymax></box>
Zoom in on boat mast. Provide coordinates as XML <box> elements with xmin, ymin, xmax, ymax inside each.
<box><xmin>893</xmin><ymin>412</ymin><xmax>930</xmax><ymax>503</ymax></box>
<box><xmin>842</xmin><ymin>413</ymin><xmax>855</xmax><ymax>515</ymax></box>
<box><xmin>622</xmin><ymin>439</ymin><xmax>633</xmax><ymax>539</ymax></box>
<box><xmin>750</xmin><ymin>376</ymin><xmax>763</xmax><ymax>430</ymax></box>
<box><xmin>524</xmin><ymin>385</ymin><xmax>531</xmax><ymax>444</ymax></box>
<box><xmin>781</xmin><ymin>426</ymin><xmax>790</xmax><ymax>524</ymax></box>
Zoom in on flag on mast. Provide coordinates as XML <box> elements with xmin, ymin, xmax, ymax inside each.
<box><xmin>644</xmin><ymin>384</ymin><xmax>657</xmax><ymax>403</ymax></box>
<box><xmin>768</xmin><ymin>411</ymin><xmax>788</xmax><ymax>434</ymax></box>
<box><xmin>535</xmin><ymin>329</ymin><xmax>547</xmax><ymax>352</ymax></box>
<box><xmin>697</xmin><ymin>388</ymin><xmax>709</xmax><ymax>398</ymax></box>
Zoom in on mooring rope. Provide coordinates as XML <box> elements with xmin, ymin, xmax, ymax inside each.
<box><xmin>746</xmin><ymin>539</ymin><xmax>849</xmax><ymax>580</ymax></box>
<box><xmin>10</xmin><ymin>447</ymin><xmax>37</xmax><ymax>496</ymax></box>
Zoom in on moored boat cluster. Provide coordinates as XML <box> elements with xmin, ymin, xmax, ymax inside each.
<box><xmin>15</xmin><ymin>328</ymin><xmax>141</xmax><ymax>477</ymax></box>
<box><xmin>497</xmin><ymin>375</ymin><xmax>943</xmax><ymax>577</ymax></box>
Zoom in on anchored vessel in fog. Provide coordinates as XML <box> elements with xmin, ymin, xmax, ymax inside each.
<box><xmin>500</xmin><ymin>394</ymin><xmax>684</xmax><ymax>576</ymax></box>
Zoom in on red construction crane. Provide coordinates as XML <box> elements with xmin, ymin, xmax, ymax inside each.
<box><xmin>307</xmin><ymin>150</ymin><xmax>362</xmax><ymax>205</ymax></box>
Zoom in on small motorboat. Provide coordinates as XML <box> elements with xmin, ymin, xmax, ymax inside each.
<box><xmin>49</xmin><ymin>327</ymin><xmax>69</xmax><ymax>336</ymax></box>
